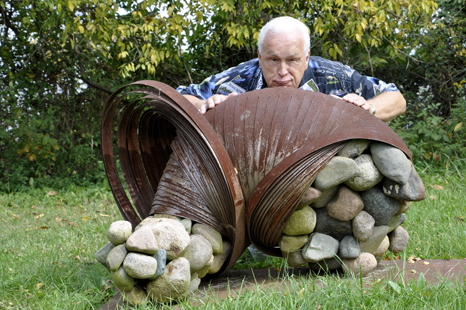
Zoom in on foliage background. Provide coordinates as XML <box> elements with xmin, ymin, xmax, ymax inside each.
<box><xmin>1</xmin><ymin>0</ymin><xmax>465</xmax><ymax>192</ymax></box>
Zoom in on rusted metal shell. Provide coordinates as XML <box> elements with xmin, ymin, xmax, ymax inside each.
<box><xmin>101</xmin><ymin>82</ymin><xmax>411</xmax><ymax>275</ymax></box>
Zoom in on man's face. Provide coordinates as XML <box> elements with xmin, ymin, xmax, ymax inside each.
<box><xmin>258</xmin><ymin>31</ymin><xmax>310</xmax><ymax>88</ymax></box>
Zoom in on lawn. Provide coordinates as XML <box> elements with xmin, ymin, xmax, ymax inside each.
<box><xmin>1</xmin><ymin>166</ymin><xmax>465</xmax><ymax>309</ymax></box>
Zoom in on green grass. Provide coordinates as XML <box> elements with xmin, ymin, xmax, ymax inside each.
<box><xmin>0</xmin><ymin>186</ymin><xmax>121</xmax><ymax>309</ymax></box>
<box><xmin>1</xmin><ymin>166</ymin><xmax>466</xmax><ymax>309</ymax></box>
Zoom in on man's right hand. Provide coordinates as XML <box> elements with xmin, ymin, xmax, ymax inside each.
<box><xmin>184</xmin><ymin>93</ymin><xmax>238</xmax><ymax>115</ymax></box>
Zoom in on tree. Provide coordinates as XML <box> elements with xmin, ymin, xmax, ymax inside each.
<box><xmin>0</xmin><ymin>0</ymin><xmax>441</xmax><ymax>191</ymax></box>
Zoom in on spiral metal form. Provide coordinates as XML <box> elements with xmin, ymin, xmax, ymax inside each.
<box><xmin>101</xmin><ymin>81</ymin><xmax>411</xmax><ymax>276</ymax></box>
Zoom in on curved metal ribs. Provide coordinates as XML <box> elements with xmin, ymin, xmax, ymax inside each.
<box><xmin>101</xmin><ymin>81</ymin><xmax>411</xmax><ymax>275</ymax></box>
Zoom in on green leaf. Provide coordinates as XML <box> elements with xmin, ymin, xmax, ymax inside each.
<box><xmin>388</xmin><ymin>281</ymin><xmax>402</xmax><ymax>294</ymax></box>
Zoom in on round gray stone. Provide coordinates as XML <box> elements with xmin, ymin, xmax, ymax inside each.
<box><xmin>123</xmin><ymin>252</ymin><xmax>157</xmax><ymax>279</ymax></box>
<box><xmin>296</xmin><ymin>187</ymin><xmax>322</xmax><ymax>210</ymax></box>
<box><xmin>182</xmin><ymin>234</ymin><xmax>213</xmax><ymax>273</ymax></box>
<box><xmin>151</xmin><ymin>221</ymin><xmax>191</xmax><ymax>260</ymax></box>
<box><xmin>146</xmin><ymin>257</ymin><xmax>191</xmax><ymax>303</ymax></box>
<box><xmin>312</xmin><ymin>186</ymin><xmax>339</xmax><ymax>209</ymax></box>
<box><xmin>386</xmin><ymin>214</ymin><xmax>406</xmax><ymax>233</ymax></box>
<box><xmin>397</xmin><ymin>200</ymin><xmax>411</xmax><ymax>215</ymax></box>
<box><xmin>192</xmin><ymin>224</ymin><xmax>223</xmax><ymax>255</ymax></box>
<box><xmin>338</xmin><ymin>235</ymin><xmax>360</xmax><ymax>259</ymax></box>
<box><xmin>382</xmin><ymin>165</ymin><xmax>426</xmax><ymax>201</ymax></box>
<box><xmin>360</xmin><ymin>186</ymin><xmax>400</xmax><ymax>225</ymax></box>
<box><xmin>180</xmin><ymin>218</ymin><xmax>192</xmax><ymax>234</ymax></box>
<box><xmin>151</xmin><ymin>249</ymin><xmax>167</xmax><ymax>279</ymax></box>
<box><xmin>111</xmin><ymin>266</ymin><xmax>134</xmax><ymax>292</ymax></box>
<box><xmin>389</xmin><ymin>226</ymin><xmax>409</xmax><ymax>253</ymax></box>
<box><xmin>107</xmin><ymin>221</ymin><xmax>132</xmax><ymax>245</ymax></box>
<box><xmin>314</xmin><ymin>156</ymin><xmax>358</xmax><ymax>190</ymax></box>
<box><xmin>122</xmin><ymin>286</ymin><xmax>148</xmax><ymax>306</ymax></box>
<box><xmin>338</xmin><ymin>139</ymin><xmax>371</xmax><ymax>159</ymax></box>
<box><xmin>283</xmin><ymin>250</ymin><xmax>308</xmax><ymax>268</ymax></box>
<box><xmin>187</xmin><ymin>272</ymin><xmax>201</xmax><ymax>295</ymax></box>
<box><xmin>197</xmin><ymin>254</ymin><xmax>214</xmax><ymax>278</ymax></box>
<box><xmin>106</xmin><ymin>243</ymin><xmax>128</xmax><ymax>271</ymax></box>
<box><xmin>352</xmin><ymin>211</ymin><xmax>375</xmax><ymax>241</ymax></box>
<box><xmin>359</xmin><ymin>225</ymin><xmax>389</xmax><ymax>254</ymax></box>
<box><xmin>345</xmin><ymin>154</ymin><xmax>384</xmax><ymax>191</ymax></box>
<box><xmin>135</xmin><ymin>217</ymin><xmax>186</xmax><ymax>233</ymax></box>
<box><xmin>370</xmin><ymin>142</ymin><xmax>412</xmax><ymax>185</ymax></box>
<box><xmin>373</xmin><ymin>236</ymin><xmax>390</xmax><ymax>258</ymax></box>
<box><xmin>314</xmin><ymin>207</ymin><xmax>352</xmax><ymax>241</ymax></box>
<box><xmin>95</xmin><ymin>241</ymin><xmax>115</xmax><ymax>266</ymax></box>
<box><xmin>343</xmin><ymin>252</ymin><xmax>377</xmax><ymax>277</ymax></box>
<box><xmin>282</xmin><ymin>206</ymin><xmax>316</xmax><ymax>235</ymax></box>
<box><xmin>208</xmin><ymin>240</ymin><xmax>232</xmax><ymax>274</ymax></box>
<box><xmin>279</xmin><ymin>234</ymin><xmax>309</xmax><ymax>253</ymax></box>
<box><xmin>302</xmin><ymin>233</ymin><xmax>339</xmax><ymax>262</ymax></box>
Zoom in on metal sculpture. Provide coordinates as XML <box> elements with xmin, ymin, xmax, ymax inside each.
<box><xmin>101</xmin><ymin>81</ymin><xmax>411</xmax><ymax>277</ymax></box>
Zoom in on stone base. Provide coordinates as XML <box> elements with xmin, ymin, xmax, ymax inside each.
<box><xmin>98</xmin><ymin>259</ymin><xmax>466</xmax><ymax>309</ymax></box>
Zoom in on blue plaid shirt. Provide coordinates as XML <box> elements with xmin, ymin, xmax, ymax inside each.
<box><xmin>178</xmin><ymin>56</ymin><xmax>399</xmax><ymax>100</ymax></box>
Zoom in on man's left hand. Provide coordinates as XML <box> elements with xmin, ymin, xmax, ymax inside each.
<box><xmin>342</xmin><ymin>93</ymin><xmax>372</xmax><ymax>112</ymax></box>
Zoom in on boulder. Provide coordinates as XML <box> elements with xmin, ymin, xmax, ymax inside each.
<box><xmin>146</xmin><ymin>257</ymin><xmax>191</xmax><ymax>303</ymax></box>
<box><xmin>111</xmin><ymin>266</ymin><xmax>134</xmax><ymax>292</ymax></box>
<box><xmin>192</xmin><ymin>224</ymin><xmax>223</xmax><ymax>255</ymax></box>
<box><xmin>151</xmin><ymin>221</ymin><xmax>191</xmax><ymax>260</ymax></box>
<box><xmin>314</xmin><ymin>156</ymin><xmax>358</xmax><ymax>190</ymax></box>
<box><xmin>95</xmin><ymin>241</ymin><xmax>115</xmax><ymax>266</ymax></box>
<box><xmin>360</xmin><ymin>186</ymin><xmax>400</xmax><ymax>225</ymax></box>
<box><xmin>302</xmin><ymin>233</ymin><xmax>339</xmax><ymax>262</ymax></box>
<box><xmin>345</xmin><ymin>154</ymin><xmax>383</xmax><ymax>191</ymax></box>
<box><xmin>208</xmin><ymin>240</ymin><xmax>232</xmax><ymax>274</ymax></box>
<box><xmin>359</xmin><ymin>225</ymin><xmax>389</xmax><ymax>254</ymax></box>
<box><xmin>126</xmin><ymin>226</ymin><xmax>158</xmax><ymax>255</ymax></box>
<box><xmin>338</xmin><ymin>235</ymin><xmax>360</xmax><ymax>259</ymax></box>
<box><xmin>312</xmin><ymin>186</ymin><xmax>339</xmax><ymax>209</ymax></box>
<box><xmin>279</xmin><ymin>234</ymin><xmax>309</xmax><ymax>253</ymax></box>
<box><xmin>370</xmin><ymin>142</ymin><xmax>411</xmax><ymax>185</ymax></box>
<box><xmin>314</xmin><ymin>207</ymin><xmax>352</xmax><ymax>240</ymax></box>
<box><xmin>107</xmin><ymin>221</ymin><xmax>132</xmax><ymax>245</ymax></box>
<box><xmin>343</xmin><ymin>252</ymin><xmax>377</xmax><ymax>277</ymax></box>
<box><xmin>182</xmin><ymin>234</ymin><xmax>213</xmax><ymax>273</ymax></box>
<box><xmin>326</xmin><ymin>186</ymin><xmax>364</xmax><ymax>221</ymax></box>
<box><xmin>338</xmin><ymin>139</ymin><xmax>371</xmax><ymax>159</ymax></box>
<box><xmin>123</xmin><ymin>252</ymin><xmax>158</xmax><ymax>279</ymax></box>
<box><xmin>106</xmin><ymin>244</ymin><xmax>127</xmax><ymax>271</ymax></box>
<box><xmin>282</xmin><ymin>206</ymin><xmax>316</xmax><ymax>235</ymax></box>
<box><xmin>296</xmin><ymin>187</ymin><xmax>322</xmax><ymax>210</ymax></box>
<box><xmin>352</xmin><ymin>211</ymin><xmax>375</xmax><ymax>241</ymax></box>
<box><xmin>389</xmin><ymin>226</ymin><xmax>409</xmax><ymax>253</ymax></box>
<box><xmin>382</xmin><ymin>165</ymin><xmax>426</xmax><ymax>201</ymax></box>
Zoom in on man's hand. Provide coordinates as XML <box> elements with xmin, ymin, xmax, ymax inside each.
<box><xmin>184</xmin><ymin>93</ymin><xmax>238</xmax><ymax>115</ymax></box>
<box><xmin>342</xmin><ymin>93</ymin><xmax>372</xmax><ymax>112</ymax></box>
<box><xmin>341</xmin><ymin>92</ymin><xmax>406</xmax><ymax>122</ymax></box>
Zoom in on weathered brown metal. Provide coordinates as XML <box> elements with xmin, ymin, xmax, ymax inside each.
<box><xmin>101</xmin><ymin>82</ymin><xmax>411</xmax><ymax>275</ymax></box>
<box><xmin>101</xmin><ymin>81</ymin><xmax>247</xmax><ymax>276</ymax></box>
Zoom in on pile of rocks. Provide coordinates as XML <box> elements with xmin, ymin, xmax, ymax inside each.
<box><xmin>280</xmin><ymin>140</ymin><xmax>425</xmax><ymax>276</ymax></box>
<box><xmin>95</xmin><ymin>140</ymin><xmax>424</xmax><ymax>304</ymax></box>
<box><xmin>95</xmin><ymin>216</ymin><xmax>231</xmax><ymax>305</ymax></box>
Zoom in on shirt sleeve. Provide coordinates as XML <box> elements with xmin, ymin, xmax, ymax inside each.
<box><xmin>366</xmin><ymin>76</ymin><xmax>400</xmax><ymax>95</ymax></box>
<box><xmin>350</xmin><ymin>70</ymin><xmax>400</xmax><ymax>100</ymax></box>
<box><xmin>177</xmin><ymin>72</ymin><xmax>229</xmax><ymax>100</ymax></box>
<box><xmin>176</xmin><ymin>59</ymin><xmax>261</xmax><ymax>99</ymax></box>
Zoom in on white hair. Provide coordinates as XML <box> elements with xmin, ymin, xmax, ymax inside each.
<box><xmin>258</xmin><ymin>16</ymin><xmax>310</xmax><ymax>55</ymax></box>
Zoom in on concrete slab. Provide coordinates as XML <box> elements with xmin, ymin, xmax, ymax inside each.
<box><xmin>98</xmin><ymin>259</ymin><xmax>466</xmax><ymax>309</ymax></box>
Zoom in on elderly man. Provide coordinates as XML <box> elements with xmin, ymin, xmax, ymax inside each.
<box><xmin>178</xmin><ymin>16</ymin><xmax>406</xmax><ymax>123</ymax></box>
